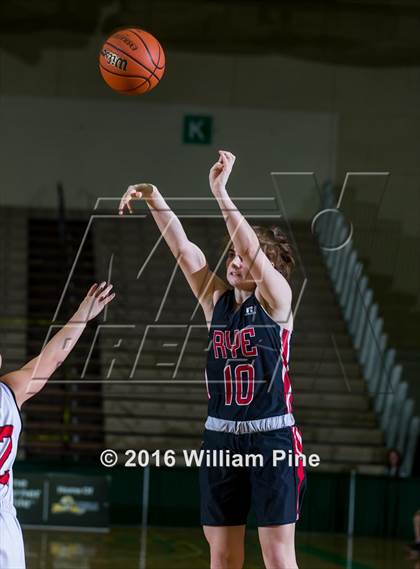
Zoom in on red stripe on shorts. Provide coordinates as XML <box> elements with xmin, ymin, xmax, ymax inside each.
<box><xmin>291</xmin><ymin>425</ymin><xmax>305</xmax><ymax>520</ymax></box>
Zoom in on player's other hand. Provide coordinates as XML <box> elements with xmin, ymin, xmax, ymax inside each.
<box><xmin>118</xmin><ymin>183</ymin><xmax>156</xmax><ymax>215</ymax></box>
<box><xmin>73</xmin><ymin>282</ymin><xmax>116</xmax><ymax>322</ymax></box>
<box><xmin>209</xmin><ymin>150</ymin><xmax>236</xmax><ymax>195</ymax></box>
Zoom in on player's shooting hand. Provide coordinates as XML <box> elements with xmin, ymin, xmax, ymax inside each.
<box><xmin>118</xmin><ymin>183</ymin><xmax>156</xmax><ymax>215</ymax></box>
<box><xmin>209</xmin><ymin>150</ymin><xmax>236</xmax><ymax>196</ymax></box>
<box><xmin>73</xmin><ymin>282</ymin><xmax>116</xmax><ymax>322</ymax></box>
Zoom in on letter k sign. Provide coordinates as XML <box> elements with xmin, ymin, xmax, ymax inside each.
<box><xmin>183</xmin><ymin>115</ymin><xmax>213</xmax><ymax>144</ymax></box>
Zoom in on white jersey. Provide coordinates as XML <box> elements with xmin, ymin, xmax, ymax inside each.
<box><xmin>0</xmin><ymin>382</ymin><xmax>21</xmax><ymax>508</ymax></box>
<box><xmin>0</xmin><ymin>381</ymin><xmax>25</xmax><ymax>569</ymax></box>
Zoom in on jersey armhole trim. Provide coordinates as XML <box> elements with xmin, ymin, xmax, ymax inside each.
<box><xmin>0</xmin><ymin>381</ymin><xmax>23</xmax><ymax>431</ymax></box>
<box><xmin>253</xmin><ymin>294</ymin><xmax>293</xmax><ymax>334</ymax></box>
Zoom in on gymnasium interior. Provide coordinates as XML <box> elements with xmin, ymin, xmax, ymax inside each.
<box><xmin>1</xmin><ymin>1</ymin><xmax>420</xmax><ymax>568</ymax></box>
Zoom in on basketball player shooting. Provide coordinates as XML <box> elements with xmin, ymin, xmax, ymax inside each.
<box><xmin>119</xmin><ymin>150</ymin><xmax>305</xmax><ymax>569</ymax></box>
<box><xmin>0</xmin><ymin>282</ymin><xmax>115</xmax><ymax>569</ymax></box>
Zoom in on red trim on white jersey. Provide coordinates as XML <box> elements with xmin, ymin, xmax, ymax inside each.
<box><xmin>0</xmin><ymin>424</ymin><xmax>14</xmax><ymax>486</ymax></box>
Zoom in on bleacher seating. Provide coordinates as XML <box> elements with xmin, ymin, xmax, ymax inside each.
<box><xmin>0</xmin><ymin>208</ymin><xmax>389</xmax><ymax>472</ymax></box>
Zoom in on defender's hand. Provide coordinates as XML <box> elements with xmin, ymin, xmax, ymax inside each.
<box><xmin>73</xmin><ymin>282</ymin><xmax>116</xmax><ymax>322</ymax></box>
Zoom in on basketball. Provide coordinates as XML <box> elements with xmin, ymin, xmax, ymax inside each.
<box><xmin>99</xmin><ymin>28</ymin><xmax>165</xmax><ymax>95</ymax></box>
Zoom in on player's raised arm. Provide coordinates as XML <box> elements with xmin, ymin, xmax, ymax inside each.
<box><xmin>119</xmin><ymin>183</ymin><xmax>227</xmax><ymax>309</ymax></box>
<box><xmin>0</xmin><ymin>283</ymin><xmax>115</xmax><ymax>408</ymax></box>
<box><xmin>209</xmin><ymin>150</ymin><xmax>292</xmax><ymax>321</ymax></box>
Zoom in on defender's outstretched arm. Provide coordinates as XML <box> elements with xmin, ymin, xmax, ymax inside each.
<box><xmin>1</xmin><ymin>283</ymin><xmax>115</xmax><ymax>407</ymax></box>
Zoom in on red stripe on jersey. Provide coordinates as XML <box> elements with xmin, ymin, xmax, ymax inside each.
<box><xmin>280</xmin><ymin>329</ymin><xmax>293</xmax><ymax>413</ymax></box>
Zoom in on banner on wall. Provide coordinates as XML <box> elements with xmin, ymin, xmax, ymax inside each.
<box><xmin>14</xmin><ymin>473</ymin><xmax>109</xmax><ymax>530</ymax></box>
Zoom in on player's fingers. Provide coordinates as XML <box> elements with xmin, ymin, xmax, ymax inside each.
<box><xmin>121</xmin><ymin>187</ymin><xmax>133</xmax><ymax>204</ymax></box>
<box><xmin>87</xmin><ymin>283</ymin><xmax>98</xmax><ymax>297</ymax></box>
<box><xmin>122</xmin><ymin>196</ymin><xmax>133</xmax><ymax>213</ymax></box>
<box><xmin>120</xmin><ymin>192</ymin><xmax>133</xmax><ymax>214</ymax></box>
<box><xmin>94</xmin><ymin>281</ymin><xmax>107</xmax><ymax>297</ymax></box>
<box><xmin>103</xmin><ymin>292</ymin><xmax>116</xmax><ymax>305</ymax></box>
<box><xmin>99</xmin><ymin>284</ymin><xmax>113</xmax><ymax>300</ymax></box>
<box><xmin>125</xmin><ymin>199</ymin><xmax>132</xmax><ymax>212</ymax></box>
<box><xmin>102</xmin><ymin>283</ymin><xmax>114</xmax><ymax>296</ymax></box>
<box><xmin>118</xmin><ymin>196</ymin><xmax>127</xmax><ymax>214</ymax></box>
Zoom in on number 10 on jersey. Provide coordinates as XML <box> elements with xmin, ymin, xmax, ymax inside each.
<box><xmin>224</xmin><ymin>363</ymin><xmax>255</xmax><ymax>405</ymax></box>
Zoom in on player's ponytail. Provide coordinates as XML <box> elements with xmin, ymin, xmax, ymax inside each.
<box><xmin>252</xmin><ymin>225</ymin><xmax>295</xmax><ymax>282</ymax></box>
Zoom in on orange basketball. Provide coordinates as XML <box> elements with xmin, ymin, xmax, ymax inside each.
<box><xmin>99</xmin><ymin>28</ymin><xmax>165</xmax><ymax>95</ymax></box>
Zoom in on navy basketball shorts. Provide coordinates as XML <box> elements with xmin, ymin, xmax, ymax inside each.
<box><xmin>199</xmin><ymin>426</ymin><xmax>306</xmax><ymax>527</ymax></box>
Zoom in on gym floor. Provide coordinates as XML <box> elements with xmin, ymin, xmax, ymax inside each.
<box><xmin>23</xmin><ymin>527</ymin><xmax>418</xmax><ymax>569</ymax></box>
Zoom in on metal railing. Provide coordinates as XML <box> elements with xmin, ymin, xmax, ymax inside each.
<box><xmin>314</xmin><ymin>183</ymin><xmax>419</xmax><ymax>476</ymax></box>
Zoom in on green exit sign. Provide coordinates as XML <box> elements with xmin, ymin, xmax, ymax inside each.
<box><xmin>183</xmin><ymin>115</ymin><xmax>213</xmax><ymax>145</ymax></box>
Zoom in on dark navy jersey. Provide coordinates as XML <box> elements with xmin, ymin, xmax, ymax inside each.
<box><xmin>205</xmin><ymin>288</ymin><xmax>294</xmax><ymax>421</ymax></box>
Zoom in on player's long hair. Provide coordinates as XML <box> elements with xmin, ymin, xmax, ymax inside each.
<box><xmin>253</xmin><ymin>225</ymin><xmax>295</xmax><ymax>282</ymax></box>
<box><xmin>222</xmin><ymin>225</ymin><xmax>295</xmax><ymax>282</ymax></box>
